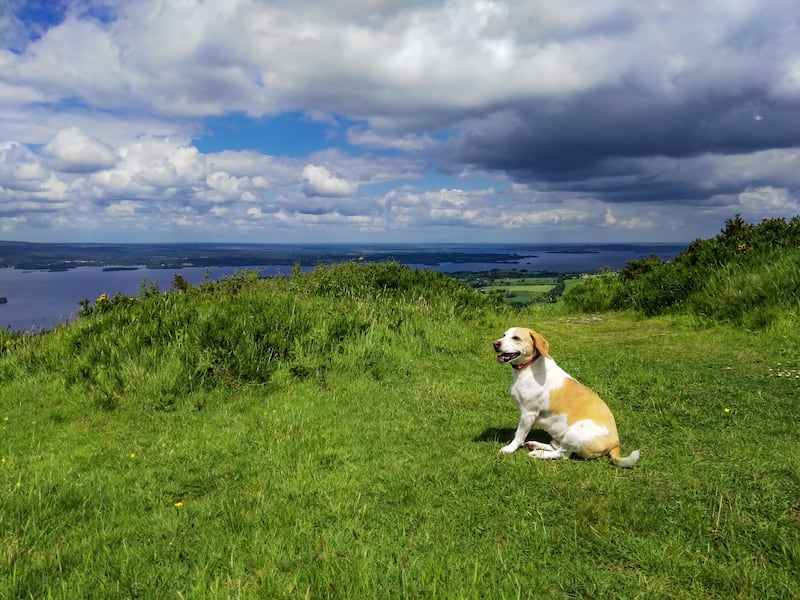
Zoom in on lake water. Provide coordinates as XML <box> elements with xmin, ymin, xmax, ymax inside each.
<box><xmin>0</xmin><ymin>243</ymin><xmax>684</xmax><ymax>333</ymax></box>
<box><xmin>0</xmin><ymin>265</ymin><xmax>299</xmax><ymax>333</ymax></box>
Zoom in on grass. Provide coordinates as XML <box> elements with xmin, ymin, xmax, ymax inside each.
<box><xmin>562</xmin><ymin>277</ymin><xmax>584</xmax><ymax>294</ymax></box>
<box><xmin>1</xmin><ymin>264</ymin><xmax>799</xmax><ymax>598</ymax></box>
<box><xmin>562</xmin><ymin>216</ymin><xmax>800</xmax><ymax>329</ymax></box>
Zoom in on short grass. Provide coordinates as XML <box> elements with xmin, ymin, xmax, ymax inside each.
<box><xmin>2</xmin><ymin>302</ymin><xmax>798</xmax><ymax>598</ymax></box>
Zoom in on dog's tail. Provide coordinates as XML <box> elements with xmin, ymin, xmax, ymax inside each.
<box><xmin>609</xmin><ymin>446</ymin><xmax>640</xmax><ymax>468</ymax></box>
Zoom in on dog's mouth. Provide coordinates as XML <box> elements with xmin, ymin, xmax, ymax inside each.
<box><xmin>496</xmin><ymin>351</ymin><xmax>520</xmax><ymax>364</ymax></box>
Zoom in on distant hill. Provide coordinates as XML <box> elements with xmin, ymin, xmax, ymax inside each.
<box><xmin>0</xmin><ymin>241</ymin><xmax>525</xmax><ymax>271</ymax></box>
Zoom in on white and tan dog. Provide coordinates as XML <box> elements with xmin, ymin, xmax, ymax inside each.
<box><xmin>493</xmin><ymin>327</ymin><xmax>640</xmax><ymax>468</ymax></box>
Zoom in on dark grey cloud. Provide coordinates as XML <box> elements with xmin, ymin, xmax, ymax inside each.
<box><xmin>446</xmin><ymin>86</ymin><xmax>800</xmax><ymax>203</ymax></box>
<box><xmin>412</xmin><ymin>1</ymin><xmax>800</xmax><ymax>210</ymax></box>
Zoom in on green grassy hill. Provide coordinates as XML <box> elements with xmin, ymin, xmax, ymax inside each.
<box><xmin>562</xmin><ymin>215</ymin><xmax>800</xmax><ymax>331</ymax></box>
<box><xmin>1</xmin><ymin>260</ymin><xmax>798</xmax><ymax>598</ymax></box>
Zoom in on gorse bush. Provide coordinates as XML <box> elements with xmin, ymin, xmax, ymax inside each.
<box><xmin>561</xmin><ymin>214</ymin><xmax>800</xmax><ymax>328</ymax></box>
<box><xmin>1</xmin><ymin>262</ymin><xmax>501</xmax><ymax>409</ymax></box>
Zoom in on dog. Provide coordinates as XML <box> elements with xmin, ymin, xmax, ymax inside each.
<box><xmin>493</xmin><ymin>327</ymin><xmax>640</xmax><ymax>468</ymax></box>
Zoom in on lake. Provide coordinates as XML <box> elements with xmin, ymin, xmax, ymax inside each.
<box><xmin>0</xmin><ymin>243</ymin><xmax>684</xmax><ymax>332</ymax></box>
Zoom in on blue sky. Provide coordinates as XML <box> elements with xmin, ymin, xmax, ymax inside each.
<box><xmin>1</xmin><ymin>0</ymin><xmax>799</xmax><ymax>244</ymax></box>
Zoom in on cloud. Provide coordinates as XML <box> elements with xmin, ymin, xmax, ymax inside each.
<box><xmin>42</xmin><ymin>127</ymin><xmax>118</xmax><ymax>172</ymax></box>
<box><xmin>739</xmin><ymin>186</ymin><xmax>799</xmax><ymax>215</ymax></box>
<box><xmin>346</xmin><ymin>126</ymin><xmax>434</xmax><ymax>152</ymax></box>
<box><xmin>0</xmin><ymin>142</ymin><xmax>45</xmax><ymax>192</ymax></box>
<box><xmin>3</xmin><ymin>1</ymin><xmax>797</xmax><ymax>140</ymax></box>
<box><xmin>0</xmin><ymin>1</ymin><xmax>34</xmax><ymax>53</ymax></box>
<box><xmin>1</xmin><ymin>0</ymin><xmax>799</xmax><ymax>243</ymax></box>
<box><xmin>603</xmin><ymin>208</ymin><xmax>655</xmax><ymax>231</ymax></box>
<box><xmin>302</xmin><ymin>164</ymin><xmax>357</xmax><ymax>197</ymax></box>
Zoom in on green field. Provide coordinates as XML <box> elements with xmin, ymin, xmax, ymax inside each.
<box><xmin>486</xmin><ymin>277</ymin><xmax>557</xmax><ymax>294</ymax></box>
<box><xmin>1</xmin><ymin>261</ymin><xmax>798</xmax><ymax>598</ymax></box>
<box><xmin>477</xmin><ymin>275</ymin><xmax>584</xmax><ymax>305</ymax></box>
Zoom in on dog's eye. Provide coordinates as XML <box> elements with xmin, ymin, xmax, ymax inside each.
<box><xmin>512</xmin><ymin>336</ymin><xmax>521</xmax><ymax>341</ymax></box>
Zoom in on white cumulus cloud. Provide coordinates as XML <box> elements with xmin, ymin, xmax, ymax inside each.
<box><xmin>42</xmin><ymin>127</ymin><xmax>118</xmax><ymax>173</ymax></box>
<box><xmin>301</xmin><ymin>164</ymin><xmax>357</xmax><ymax>197</ymax></box>
<box><xmin>739</xmin><ymin>186</ymin><xmax>799</xmax><ymax>214</ymax></box>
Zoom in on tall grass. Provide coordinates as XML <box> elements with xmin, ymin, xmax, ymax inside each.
<box><xmin>562</xmin><ymin>215</ymin><xmax>800</xmax><ymax>330</ymax></box>
<box><xmin>686</xmin><ymin>250</ymin><xmax>800</xmax><ymax>329</ymax></box>
<box><xmin>1</xmin><ymin>262</ymin><xmax>499</xmax><ymax>410</ymax></box>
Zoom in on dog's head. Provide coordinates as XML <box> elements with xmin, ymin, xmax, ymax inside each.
<box><xmin>492</xmin><ymin>327</ymin><xmax>550</xmax><ymax>366</ymax></box>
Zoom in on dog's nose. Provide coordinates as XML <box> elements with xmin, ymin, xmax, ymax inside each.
<box><xmin>492</xmin><ymin>339</ymin><xmax>501</xmax><ymax>351</ymax></box>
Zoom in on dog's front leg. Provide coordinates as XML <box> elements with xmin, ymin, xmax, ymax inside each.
<box><xmin>499</xmin><ymin>410</ymin><xmax>538</xmax><ymax>453</ymax></box>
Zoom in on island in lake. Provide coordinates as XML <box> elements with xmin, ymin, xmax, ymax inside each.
<box><xmin>0</xmin><ymin>241</ymin><xmax>528</xmax><ymax>271</ymax></box>
<box><xmin>0</xmin><ymin>240</ymin><xmax>687</xmax><ymax>274</ymax></box>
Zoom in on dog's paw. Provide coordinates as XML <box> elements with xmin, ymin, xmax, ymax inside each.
<box><xmin>499</xmin><ymin>444</ymin><xmax>518</xmax><ymax>454</ymax></box>
<box><xmin>524</xmin><ymin>441</ymin><xmax>553</xmax><ymax>451</ymax></box>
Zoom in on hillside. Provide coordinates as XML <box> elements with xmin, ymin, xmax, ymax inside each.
<box><xmin>1</xmin><ymin>260</ymin><xmax>798</xmax><ymax>598</ymax></box>
<box><xmin>2</xmin><ymin>262</ymin><xmax>498</xmax><ymax>407</ymax></box>
<box><xmin>562</xmin><ymin>215</ymin><xmax>800</xmax><ymax>330</ymax></box>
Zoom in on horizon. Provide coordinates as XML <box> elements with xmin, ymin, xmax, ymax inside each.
<box><xmin>2</xmin><ymin>2</ymin><xmax>798</xmax><ymax>245</ymax></box>
<box><xmin>0</xmin><ymin>239</ymin><xmax>691</xmax><ymax>248</ymax></box>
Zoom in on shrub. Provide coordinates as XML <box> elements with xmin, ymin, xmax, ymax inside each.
<box><xmin>560</xmin><ymin>269</ymin><xmax>625</xmax><ymax>313</ymax></box>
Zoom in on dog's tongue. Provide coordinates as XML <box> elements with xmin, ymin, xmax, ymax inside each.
<box><xmin>497</xmin><ymin>353</ymin><xmax>514</xmax><ymax>364</ymax></box>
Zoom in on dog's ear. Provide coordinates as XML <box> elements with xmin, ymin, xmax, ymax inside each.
<box><xmin>530</xmin><ymin>330</ymin><xmax>551</xmax><ymax>358</ymax></box>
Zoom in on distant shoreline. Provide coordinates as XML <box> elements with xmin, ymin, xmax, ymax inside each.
<box><xmin>0</xmin><ymin>241</ymin><xmax>687</xmax><ymax>272</ymax></box>
<box><xmin>0</xmin><ymin>243</ymin><xmax>687</xmax><ymax>333</ymax></box>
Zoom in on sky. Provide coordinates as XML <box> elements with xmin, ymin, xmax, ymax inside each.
<box><xmin>0</xmin><ymin>0</ymin><xmax>799</xmax><ymax>244</ymax></box>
